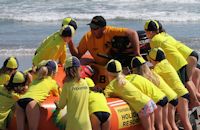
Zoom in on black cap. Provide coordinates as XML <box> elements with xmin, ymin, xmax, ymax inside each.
<box><xmin>88</xmin><ymin>16</ymin><xmax>106</xmax><ymax>29</ymax></box>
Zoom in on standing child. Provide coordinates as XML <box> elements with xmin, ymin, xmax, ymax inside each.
<box><xmin>148</xmin><ymin>47</ymin><xmax>192</xmax><ymax>130</ymax></box>
<box><xmin>79</xmin><ymin>65</ymin><xmax>110</xmax><ymax>130</ymax></box>
<box><xmin>0</xmin><ymin>56</ymin><xmax>18</xmax><ymax>85</ymax></box>
<box><xmin>15</xmin><ymin>61</ymin><xmax>59</xmax><ymax>130</ymax></box>
<box><xmin>104</xmin><ymin>59</ymin><xmax>157</xmax><ymax>130</ymax></box>
<box><xmin>86</xmin><ymin>77</ymin><xmax>111</xmax><ymax>130</ymax></box>
<box><xmin>56</xmin><ymin>56</ymin><xmax>92</xmax><ymax>130</ymax></box>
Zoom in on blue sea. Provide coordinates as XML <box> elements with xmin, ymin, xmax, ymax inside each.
<box><xmin>0</xmin><ymin>0</ymin><xmax>200</xmax><ymax>70</ymax></box>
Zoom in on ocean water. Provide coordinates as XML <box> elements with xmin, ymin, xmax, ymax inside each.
<box><xmin>0</xmin><ymin>0</ymin><xmax>200</xmax><ymax>70</ymax></box>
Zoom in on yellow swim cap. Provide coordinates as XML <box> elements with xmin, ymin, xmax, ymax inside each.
<box><xmin>62</xmin><ymin>17</ymin><xmax>77</xmax><ymax>30</ymax></box>
<box><xmin>148</xmin><ymin>47</ymin><xmax>166</xmax><ymax>61</ymax></box>
<box><xmin>60</xmin><ymin>25</ymin><xmax>75</xmax><ymax>37</ymax></box>
<box><xmin>106</xmin><ymin>59</ymin><xmax>122</xmax><ymax>73</ymax></box>
<box><xmin>131</xmin><ymin>56</ymin><xmax>146</xmax><ymax>68</ymax></box>
<box><xmin>11</xmin><ymin>71</ymin><xmax>26</xmax><ymax>84</ymax></box>
<box><xmin>144</xmin><ymin>20</ymin><xmax>159</xmax><ymax>31</ymax></box>
<box><xmin>3</xmin><ymin>56</ymin><xmax>18</xmax><ymax>69</ymax></box>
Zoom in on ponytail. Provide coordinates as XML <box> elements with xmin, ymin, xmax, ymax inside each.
<box><xmin>37</xmin><ymin>66</ymin><xmax>48</xmax><ymax>80</ymax></box>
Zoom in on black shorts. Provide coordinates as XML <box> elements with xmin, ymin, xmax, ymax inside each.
<box><xmin>177</xmin><ymin>65</ymin><xmax>189</xmax><ymax>85</ymax></box>
<box><xmin>156</xmin><ymin>96</ymin><xmax>168</xmax><ymax>107</ymax></box>
<box><xmin>190</xmin><ymin>51</ymin><xmax>199</xmax><ymax>61</ymax></box>
<box><xmin>93</xmin><ymin>112</ymin><xmax>110</xmax><ymax>125</ymax></box>
<box><xmin>169</xmin><ymin>98</ymin><xmax>178</xmax><ymax>107</ymax></box>
<box><xmin>181</xmin><ymin>93</ymin><xmax>190</xmax><ymax>102</ymax></box>
<box><xmin>17</xmin><ymin>98</ymin><xmax>34</xmax><ymax>110</ymax></box>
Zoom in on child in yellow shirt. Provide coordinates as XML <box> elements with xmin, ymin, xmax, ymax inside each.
<box><xmin>104</xmin><ymin>59</ymin><xmax>157</xmax><ymax>130</ymax></box>
<box><xmin>56</xmin><ymin>56</ymin><xmax>92</xmax><ymax>130</ymax></box>
<box><xmin>148</xmin><ymin>47</ymin><xmax>192</xmax><ymax>130</ymax></box>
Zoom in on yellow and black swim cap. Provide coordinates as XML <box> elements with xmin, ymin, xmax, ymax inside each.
<box><xmin>60</xmin><ymin>25</ymin><xmax>75</xmax><ymax>37</ymax></box>
<box><xmin>6</xmin><ymin>71</ymin><xmax>27</xmax><ymax>92</ymax></box>
<box><xmin>3</xmin><ymin>56</ymin><xmax>19</xmax><ymax>69</ymax></box>
<box><xmin>148</xmin><ymin>47</ymin><xmax>166</xmax><ymax>61</ymax></box>
<box><xmin>11</xmin><ymin>71</ymin><xmax>26</xmax><ymax>84</ymax></box>
<box><xmin>106</xmin><ymin>59</ymin><xmax>122</xmax><ymax>73</ymax></box>
<box><xmin>144</xmin><ymin>20</ymin><xmax>159</xmax><ymax>31</ymax></box>
<box><xmin>131</xmin><ymin>56</ymin><xmax>146</xmax><ymax>68</ymax></box>
<box><xmin>62</xmin><ymin>17</ymin><xmax>77</xmax><ymax>30</ymax></box>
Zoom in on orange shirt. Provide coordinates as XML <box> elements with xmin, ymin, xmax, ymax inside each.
<box><xmin>78</xmin><ymin>26</ymin><xmax>127</xmax><ymax>65</ymax></box>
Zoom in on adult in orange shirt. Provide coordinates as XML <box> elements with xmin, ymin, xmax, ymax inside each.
<box><xmin>68</xmin><ymin>16</ymin><xmax>140</xmax><ymax>66</ymax></box>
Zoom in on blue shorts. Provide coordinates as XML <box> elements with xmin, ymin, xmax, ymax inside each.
<box><xmin>93</xmin><ymin>112</ymin><xmax>110</xmax><ymax>125</ymax></box>
<box><xmin>181</xmin><ymin>93</ymin><xmax>190</xmax><ymax>102</ymax></box>
<box><xmin>156</xmin><ymin>96</ymin><xmax>168</xmax><ymax>107</ymax></box>
<box><xmin>169</xmin><ymin>98</ymin><xmax>178</xmax><ymax>107</ymax></box>
<box><xmin>177</xmin><ymin>65</ymin><xmax>189</xmax><ymax>85</ymax></box>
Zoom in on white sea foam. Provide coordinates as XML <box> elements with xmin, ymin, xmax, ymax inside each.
<box><xmin>0</xmin><ymin>0</ymin><xmax>199</xmax><ymax>22</ymax></box>
<box><xmin>0</xmin><ymin>48</ymin><xmax>35</xmax><ymax>56</ymax></box>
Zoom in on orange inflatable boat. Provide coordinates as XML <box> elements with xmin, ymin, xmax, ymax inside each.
<box><xmin>8</xmin><ymin>54</ymin><xmax>144</xmax><ymax>130</ymax></box>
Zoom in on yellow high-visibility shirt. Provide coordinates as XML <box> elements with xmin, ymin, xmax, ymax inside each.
<box><xmin>20</xmin><ymin>76</ymin><xmax>58</xmax><ymax>103</ymax></box>
<box><xmin>58</xmin><ymin>78</ymin><xmax>91</xmax><ymax>130</ymax></box>
<box><xmin>150</xmin><ymin>33</ymin><xmax>187</xmax><ymax>71</ymax></box>
<box><xmin>104</xmin><ymin>78</ymin><xmax>151</xmax><ymax>113</ymax></box>
<box><xmin>153</xmin><ymin>59</ymin><xmax>188</xmax><ymax>97</ymax></box>
<box><xmin>33</xmin><ymin>32</ymin><xmax>66</xmax><ymax>66</ymax></box>
<box><xmin>126</xmin><ymin>74</ymin><xmax>166</xmax><ymax>104</ymax></box>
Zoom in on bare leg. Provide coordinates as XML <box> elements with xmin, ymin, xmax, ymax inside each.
<box><xmin>192</xmin><ymin>68</ymin><xmax>200</xmax><ymax>100</ymax></box>
<box><xmin>176</xmin><ymin>97</ymin><xmax>192</xmax><ymax>130</ymax></box>
<box><xmin>26</xmin><ymin>100</ymin><xmax>40</xmax><ymax>130</ymax></box>
<box><xmin>168</xmin><ymin>104</ymin><xmax>178</xmax><ymax>130</ymax></box>
<box><xmin>150</xmin><ymin>112</ymin><xmax>155</xmax><ymax>130</ymax></box>
<box><xmin>102</xmin><ymin>116</ymin><xmax>111</xmax><ymax>130</ymax></box>
<box><xmin>154</xmin><ymin>106</ymin><xmax>163</xmax><ymax>130</ymax></box>
<box><xmin>162</xmin><ymin>104</ymin><xmax>172</xmax><ymax>130</ymax></box>
<box><xmin>186</xmin><ymin>57</ymin><xmax>200</xmax><ymax>107</ymax></box>
<box><xmin>139</xmin><ymin>112</ymin><xmax>154</xmax><ymax>130</ymax></box>
<box><xmin>185</xmin><ymin>81</ymin><xmax>200</xmax><ymax>108</ymax></box>
<box><xmin>16</xmin><ymin>103</ymin><xmax>25</xmax><ymax>130</ymax></box>
<box><xmin>90</xmin><ymin>114</ymin><xmax>101</xmax><ymax>130</ymax></box>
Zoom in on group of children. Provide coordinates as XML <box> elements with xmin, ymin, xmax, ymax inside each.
<box><xmin>0</xmin><ymin>17</ymin><xmax>199</xmax><ymax>130</ymax></box>
<box><xmin>0</xmin><ymin>57</ymin><xmax>60</xmax><ymax>130</ymax></box>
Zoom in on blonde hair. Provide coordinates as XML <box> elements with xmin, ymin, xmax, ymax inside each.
<box><xmin>37</xmin><ymin>66</ymin><xmax>48</xmax><ymax>80</ymax></box>
<box><xmin>109</xmin><ymin>72</ymin><xmax>126</xmax><ymax>87</ymax></box>
<box><xmin>65</xmin><ymin>66</ymin><xmax>80</xmax><ymax>82</ymax></box>
<box><xmin>133</xmin><ymin>63</ymin><xmax>160</xmax><ymax>86</ymax></box>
